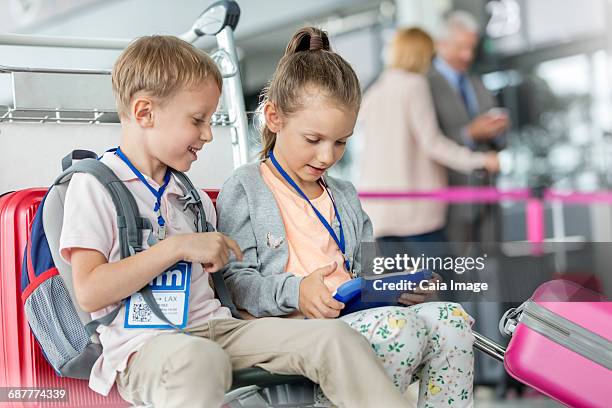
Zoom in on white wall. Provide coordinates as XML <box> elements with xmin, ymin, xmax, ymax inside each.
<box><xmin>0</xmin><ymin>123</ymin><xmax>234</xmax><ymax>192</ymax></box>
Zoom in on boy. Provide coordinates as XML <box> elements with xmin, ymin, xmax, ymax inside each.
<box><xmin>59</xmin><ymin>35</ymin><xmax>407</xmax><ymax>407</ymax></box>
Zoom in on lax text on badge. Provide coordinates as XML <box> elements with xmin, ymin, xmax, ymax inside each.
<box><xmin>124</xmin><ymin>262</ymin><xmax>191</xmax><ymax>329</ymax></box>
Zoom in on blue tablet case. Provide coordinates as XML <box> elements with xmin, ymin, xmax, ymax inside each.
<box><xmin>332</xmin><ymin>270</ymin><xmax>433</xmax><ymax>316</ymax></box>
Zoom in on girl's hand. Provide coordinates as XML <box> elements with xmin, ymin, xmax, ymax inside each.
<box><xmin>398</xmin><ymin>272</ymin><xmax>442</xmax><ymax>306</ymax></box>
<box><xmin>298</xmin><ymin>261</ymin><xmax>345</xmax><ymax>319</ymax></box>
<box><xmin>174</xmin><ymin>232</ymin><xmax>243</xmax><ymax>273</ymax></box>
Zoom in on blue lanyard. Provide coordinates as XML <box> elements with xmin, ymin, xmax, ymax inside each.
<box><xmin>114</xmin><ymin>147</ymin><xmax>171</xmax><ymax>233</ymax></box>
<box><xmin>268</xmin><ymin>151</ymin><xmax>350</xmax><ymax>271</ymax></box>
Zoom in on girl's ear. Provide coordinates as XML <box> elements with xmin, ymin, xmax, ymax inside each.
<box><xmin>132</xmin><ymin>96</ymin><xmax>154</xmax><ymax>128</ymax></box>
<box><xmin>263</xmin><ymin>101</ymin><xmax>283</xmax><ymax>133</ymax></box>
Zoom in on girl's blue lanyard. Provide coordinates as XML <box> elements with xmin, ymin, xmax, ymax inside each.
<box><xmin>268</xmin><ymin>151</ymin><xmax>350</xmax><ymax>272</ymax></box>
<box><xmin>113</xmin><ymin>147</ymin><xmax>171</xmax><ymax>240</ymax></box>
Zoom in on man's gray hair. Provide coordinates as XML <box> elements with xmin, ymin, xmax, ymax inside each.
<box><xmin>436</xmin><ymin>10</ymin><xmax>480</xmax><ymax>41</ymax></box>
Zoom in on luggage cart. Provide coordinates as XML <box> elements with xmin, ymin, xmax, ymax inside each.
<box><xmin>0</xmin><ymin>0</ymin><xmax>249</xmax><ymax>167</ymax></box>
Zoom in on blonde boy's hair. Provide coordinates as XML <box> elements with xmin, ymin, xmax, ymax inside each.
<box><xmin>112</xmin><ymin>35</ymin><xmax>222</xmax><ymax>118</ymax></box>
<box><xmin>388</xmin><ymin>28</ymin><xmax>435</xmax><ymax>74</ymax></box>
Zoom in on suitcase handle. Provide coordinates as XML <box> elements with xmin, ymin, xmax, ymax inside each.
<box><xmin>500</xmin><ymin>306</ymin><xmax>523</xmax><ymax>337</ymax></box>
<box><xmin>473</xmin><ymin>331</ymin><xmax>506</xmax><ymax>362</ymax></box>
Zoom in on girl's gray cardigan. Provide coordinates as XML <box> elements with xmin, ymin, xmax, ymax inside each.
<box><xmin>216</xmin><ymin>161</ymin><xmax>373</xmax><ymax>317</ymax></box>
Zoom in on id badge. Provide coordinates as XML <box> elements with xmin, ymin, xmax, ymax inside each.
<box><xmin>124</xmin><ymin>261</ymin><xmax>191</xmax><ymax>329</ymax></box>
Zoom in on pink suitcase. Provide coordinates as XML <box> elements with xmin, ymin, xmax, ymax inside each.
<box><xmin>0</xmin><ymin>189</ymin><xmax>128</xmax><ymax>408</ymax></box>
<box><xmin>475</xmin><ymin>279</ymin><xmax>612</xmax><ymax>408</ymax></box>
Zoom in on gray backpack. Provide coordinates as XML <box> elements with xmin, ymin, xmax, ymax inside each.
<box><xmin>21</xmin><ymin>150</ymin><xmax>239</xmax><ymax>379</ymax></box>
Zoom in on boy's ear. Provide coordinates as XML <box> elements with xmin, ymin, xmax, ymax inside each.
<box><xmin>263</xmin><ymin>101</ymin><xmax>282</xmax><ymax>133</ymax></box>
<box><xmin>132</xmin><ymin>97</ymin><xmax>154</xmax><ymax>128</ymax></box>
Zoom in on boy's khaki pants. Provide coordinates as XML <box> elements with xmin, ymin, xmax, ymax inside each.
<box><xmin>116</xmin><ymin>317</ymin><xmax>407</xmax><ymax>408</ymax></box>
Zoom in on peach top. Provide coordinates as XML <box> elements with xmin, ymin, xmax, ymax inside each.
<box><xmin>260</xmin><ymin>163</ymin><xmax>351</xmax><ymax>292</ymax></box>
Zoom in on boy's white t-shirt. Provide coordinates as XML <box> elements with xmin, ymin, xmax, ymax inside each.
<box><xmin>59</xmin><ymin>151</ymin><xmax>231</xmax><ymax>395</ymax></box>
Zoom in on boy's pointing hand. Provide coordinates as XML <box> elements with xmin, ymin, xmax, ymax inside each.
<box><xmin>177</xmin><ymin>232</ymin><xmax>243</xmax><ymax>273</ymax></box>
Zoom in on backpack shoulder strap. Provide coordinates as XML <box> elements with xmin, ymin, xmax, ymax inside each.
<box><xmin>57</xmin><ymin>156</ymin><xmax>177</xmax><ymax>333</ymax></box>
<box><xmin>171</xmin><ymin>170</ymin><xmax>212</xmax><ymax>232</ymax></box>
<box><xmin>61</xmin><ymin>150</ymin><xmax>98</xmax><ymax>172</ymax></box>
<box><xmin>55</xmin><ymin>158</ymin><xmax>150</xmax><ymax>258</ymax></box>
<box><xmin>171</xmin><ymin>170</ymin><xmax>241</xmax><ymax>319</ymax></box>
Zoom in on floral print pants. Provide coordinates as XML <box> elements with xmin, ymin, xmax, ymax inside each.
<box><xmin>315</xmin><ymin>302</ymin><xmax>475</xmax><ymax>408</ymax></box>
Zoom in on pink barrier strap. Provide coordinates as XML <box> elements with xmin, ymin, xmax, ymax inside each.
<box><xmin>359</xmin><ymin>187</ymin><xmax>612</xmax><ymax>204</ymax></box>
<box><xmin>359</xmin><ymin>188</ymin><xmax>528</xmax><ymax>203</ymax></box>
<box><xmin>359</xmin><ymin>187</ymin><xmax>612</xmax><ymax>246</ymax></box>
<box><xmin>545</xmin><ymin>190</ymin><xmax>612</xmax><ymax>204</ymax></box>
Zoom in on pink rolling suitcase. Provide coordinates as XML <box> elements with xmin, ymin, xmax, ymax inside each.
<box><xmin>474</xmin><ymin>279</ymin><xmax>612</xmax><ymax>408</ymax></box>
<box><xmin>0</xmin><ymin>189</ymin><xmax>128</xmax><ymax>408</ymax></box>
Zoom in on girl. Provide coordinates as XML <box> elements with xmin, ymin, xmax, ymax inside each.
<box><xmin>217</xmin><ymin>27</ymin><xmax>475</xmax><ymax>407</ymax></box>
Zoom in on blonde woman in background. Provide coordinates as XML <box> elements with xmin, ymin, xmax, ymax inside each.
<box><xmin>357</xmin><ymin>28</ymin><xmax>499</xmax><ymax>286</ymax></box>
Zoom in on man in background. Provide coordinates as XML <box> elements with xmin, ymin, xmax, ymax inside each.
<box><xmin>428</xmin><ymin>10</ymin><xmax>509</xmax><ymax>244</ymax></box>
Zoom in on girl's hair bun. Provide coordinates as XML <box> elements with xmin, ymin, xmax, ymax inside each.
<box><xmin>284</xmin><ymin>26</ymin><xmax>331</xmax><ymax>56</ymax></box>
